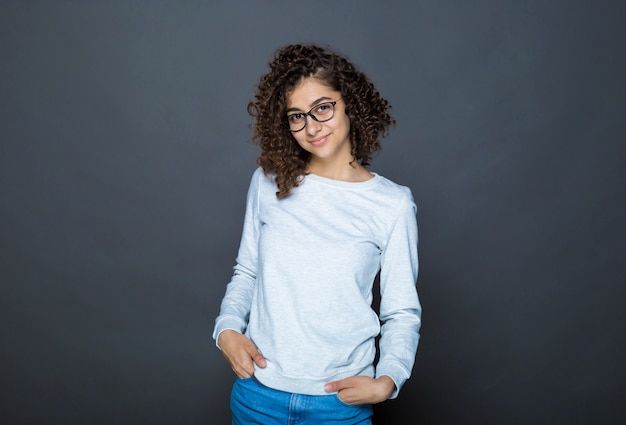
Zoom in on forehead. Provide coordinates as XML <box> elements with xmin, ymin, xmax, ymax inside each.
<box><xmin>286</xmin><ymin>77</ymin><xmax>339</xmax><ymax>108</ymax></box>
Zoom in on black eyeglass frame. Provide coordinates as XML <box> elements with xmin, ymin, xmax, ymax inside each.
<box><xmin>284</xmin><ymin>100</ymin><xmax>339</xmax><ymax>133</ymax></box>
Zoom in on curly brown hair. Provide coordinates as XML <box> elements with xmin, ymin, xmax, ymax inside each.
<box><xmin>247</xmin><ymin>44</ymin><xmax>395</xmax><ymax>198</ymax></box>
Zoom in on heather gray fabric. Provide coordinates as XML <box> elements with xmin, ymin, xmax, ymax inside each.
<box><xmin>214</xmin><ymin>168</ymin><xmax>421</xmax><ymax>398</ymax></box>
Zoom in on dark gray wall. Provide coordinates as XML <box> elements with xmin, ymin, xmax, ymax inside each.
<box><xmin>1</xmin><ymin>1</ymin><xmax>624</xmax><ymax>424</ymax></box>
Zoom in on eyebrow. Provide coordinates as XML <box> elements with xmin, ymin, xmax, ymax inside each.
<box><xmin>285</xmin><ymin>96</ymin><xmax>333</xmax><ymax>113</ymax></box>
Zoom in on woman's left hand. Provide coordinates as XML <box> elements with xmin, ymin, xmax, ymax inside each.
<box><xmin>324</xmin><ymin>375</ymin><xmax>396</xmax><ymax>404</ymax></box>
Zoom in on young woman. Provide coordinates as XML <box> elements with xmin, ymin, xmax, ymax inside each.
<box><xmin>213</xmin><ymin>43</ymin><xmax>422</xmax><ymax>424</ymax></box>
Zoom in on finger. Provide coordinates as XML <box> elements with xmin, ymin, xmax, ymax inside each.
<box><xmin>329</xmin><ymin>376</ymin><xmax>355</xmax><ymax>390</ymax></box>
<box><xmin>235</xmin><ymin>365</ymin><xmax>254</xmax><ymax>378</ymax></box>
<box><xmin>252</xmin><ymin>352</ymin><xmax>267</xmax><ymax>368</ymax></box>
<box><xmin>324</xmin><ymin>380</ymin><xmax>342</xmax><ymax>392</ymax></box>
<box><xmin>243</xmin><ymin>358</ymin><xmax>257</xmax><ymax>376</ymax></box>
<box><xmin>232</xmin><ymin>355</ymin><xmax>255</xmax><ymax>377</ymax></box>
<box><xmin>337</xmin><ymin>389</ymin><xmax>359</xmax><ymax>405</ymax></box>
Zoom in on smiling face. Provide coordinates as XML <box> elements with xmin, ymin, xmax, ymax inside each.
<box><xmin>285</xmin><ymin>77</ymin><xmax>352</xmax><ymax>170</ymax></box>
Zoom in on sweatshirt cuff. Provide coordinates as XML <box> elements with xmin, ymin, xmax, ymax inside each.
<box><xmin>212</xmin><ymin>316</ymin><xmax>247</xmax><ymax>349</ymax></box>
<box><xmin>375</xmin><ymin>363</ymin><xmax>410</xmax><ymax>399</ymax></box>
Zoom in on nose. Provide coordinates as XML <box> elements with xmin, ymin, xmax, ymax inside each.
<box><xmin>305</xmin><ymin>115</ymin><xmax>323</xmax><ymax>135</ymax></box>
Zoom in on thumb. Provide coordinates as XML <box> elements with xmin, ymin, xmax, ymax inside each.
<box><xmin>324</xmin><ymin>378</ymin><xmax>346</xmax><ymax>393</ymax></box>
<box><xmin>252</xmin><ymin>350</ymin><xmax>267</xmax><ymax>368</ymax></box>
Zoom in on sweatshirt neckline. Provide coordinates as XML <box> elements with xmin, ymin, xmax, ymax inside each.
<box><xmin>303</xmin><ymin>172</ymin><xmax>380</xmax><ymax>189</ymax></box>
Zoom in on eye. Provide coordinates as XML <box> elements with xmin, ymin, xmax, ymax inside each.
<box><xmin>288</xmin><ymin>113</ymin><xmax>304</xmax><ymax>123</ymax></box>
<box><xmin>316</xmin><ymin>104</ymin><xmax>330</xmax><ymax>113</ymax></box>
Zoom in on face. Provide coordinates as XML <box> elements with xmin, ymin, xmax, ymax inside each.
<box><xmin>285</xmin><ymin>77</ymin><xmax>351</xmax><ymax>167</ymax></box>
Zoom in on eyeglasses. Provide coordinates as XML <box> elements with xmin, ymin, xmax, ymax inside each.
<box><xmin>285</xmin><ymin>100</ymin><xmax>340</xmax><ymax>133</ymax></box>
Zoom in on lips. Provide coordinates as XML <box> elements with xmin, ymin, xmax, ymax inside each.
<box><xmin>310</xmin><ymin>134</ymin><xmax>329</xmax><ymax>146</ymax></box>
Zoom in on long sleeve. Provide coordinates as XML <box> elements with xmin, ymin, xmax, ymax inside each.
<box><xmin>212</xmin><ymin>169</ymin><xmax>262</xmax><ymax>348</ymax></box>
<box><xmin>212</xmin><ymin>170</ymin><xmax>421</xmax><ymax>397</ymax></box>
<box><xmin>375</xmin><ymin>190</ymin><xmax>421</xmax><ymax>399</ymax></box>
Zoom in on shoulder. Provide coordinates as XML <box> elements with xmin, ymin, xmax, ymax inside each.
<box><xmin>373</xmin><ymin>174</ymin><xmax>416</xmax><ymax>206</ymax></box>
<box><xmin>247</xmin><ymin>167</ymin><xmax>279</xmax><ymax>199</ymax></box>
<box><xmin>251</xmin><ymin>166</ymin><xmax>265</xmax><ymax>181</ymax></box>
<box><xmin>249</xmin><ymin>166</ymin><xmax>276</xmax><ymax>186</ymax></box>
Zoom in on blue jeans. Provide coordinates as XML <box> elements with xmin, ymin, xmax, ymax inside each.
<box><xmin>230</xmin><ymin>377</ymin><xmax>373</xmax><ymax>424</ymax></box>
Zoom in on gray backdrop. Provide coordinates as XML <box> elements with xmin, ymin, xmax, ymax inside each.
<box><xmin>1</xmin><ymin>1</ymin><xmax>624</xmax><ymax>424</ymax></box>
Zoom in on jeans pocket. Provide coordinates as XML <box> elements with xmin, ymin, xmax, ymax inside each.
<box><xmin>334</xmin><ymin>393</ymin><xmax>356</xmax><ymax>407</ymax></box>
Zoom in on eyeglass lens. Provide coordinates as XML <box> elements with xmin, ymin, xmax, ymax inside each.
<box><xmin>286</xmin><ymin>101</ymin><xmax>336</xmax><ymax>132</ymax></box>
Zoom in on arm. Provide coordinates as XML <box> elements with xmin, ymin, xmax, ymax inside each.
<box><xmin>212</xmin><ymin>169</ymin><xmax>266</xmax><ymax>376</ymax></box>
<box><xmin>325</xmin><ymin>190</ymin><xmax>421</xmax><ymax>403</ymax></box>
<box><xmin>375</xmin><ymin>191</ymin><xmax>421</xmax><ymax>399</ymax></box>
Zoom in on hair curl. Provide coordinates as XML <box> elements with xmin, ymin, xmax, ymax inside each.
<box><xmin>247</xmin><ymin>44</ymin><xmax>395</xmax><ymax>198</ymax></box>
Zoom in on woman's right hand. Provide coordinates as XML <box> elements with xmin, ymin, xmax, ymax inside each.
<box><xmin>217</xmin><ymin>330</ymin><xmax>267</xmax><ymax>378</ymax></box>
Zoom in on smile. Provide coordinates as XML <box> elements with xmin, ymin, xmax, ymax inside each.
<box><xmin>310</xmin><ymin>135</ymin><xmax>329</xmax><ymax>146</ymax></box>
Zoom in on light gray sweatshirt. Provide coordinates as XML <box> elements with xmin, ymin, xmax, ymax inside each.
<box><xmin>213</xmin><ymin>167</ymin><xmax>421</xmax><ymax>398</ymax></box>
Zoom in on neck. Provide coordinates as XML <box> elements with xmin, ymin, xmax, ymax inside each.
<box><xmin>307</xmin><ymin>158</ymin><xmax>372</xmax><ymax>182</ymax></box>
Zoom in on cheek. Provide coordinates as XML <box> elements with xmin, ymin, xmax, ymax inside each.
<box><xmin>292</xmin><ymin>134</ymin><xmax>309</xmax><ymax>151</ymax></box>
<box><xmin>338</xmin><ymin>114</ymin><xmax>351</xmax><ymax>135</ymax></box>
